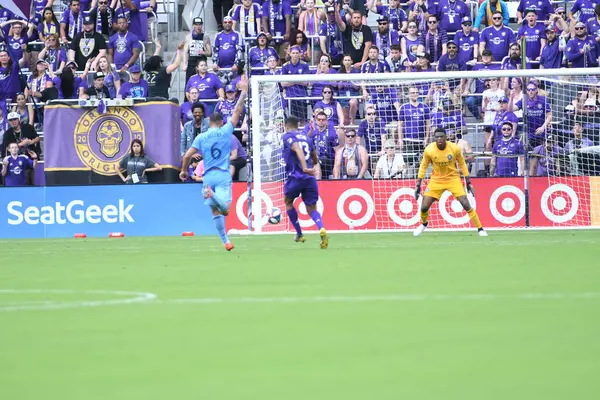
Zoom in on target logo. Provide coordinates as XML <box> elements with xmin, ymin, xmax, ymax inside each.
<box><xmin>540</xmin><ymin>184</ymin><xmax>579</xmax><ymax>223</ymax></box>
<box><xmin>235</xmin><ymin>190</ymin><xmax>274</xmax><ymax>227</ymax></box>
<box><xmin>336</xmin><ymin>189</ymin><xmax>375</xmax><ymax>227</ymax></box>
<box><xmin>294</xmin><ymin>196</ymin><xmax>325</xmax><ymax>228</ymax></box>
<box><xmin>489</xmin><ymin>185</ymin><xmax>525</xmax><ymax>224</ymax></box>
<box><xmin>439</xmin><ymin>191</ymin><xmax>476</xmax><ymax>225</ymax></box>
<box><xmin>387</xmin><ymin>188</ymin><xmax>422</xmax><ymax>226</ymax></box>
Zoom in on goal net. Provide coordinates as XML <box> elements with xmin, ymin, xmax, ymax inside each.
<box><xmin>249</xmin><ymin>68</ymin><xmax>600</xmax><ymax>233</ymax></box>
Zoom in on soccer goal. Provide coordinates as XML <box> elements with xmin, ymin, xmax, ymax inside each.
<box><xmin>248</xmin><ymin>67</ymin><xmax>600</xmax><ymax>233</ymax></box>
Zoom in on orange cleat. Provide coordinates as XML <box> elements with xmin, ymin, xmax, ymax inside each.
<box><xmin>225</xmin><ymin>242</ymin><xmax>234</xmax><ymax>251</ymax></box>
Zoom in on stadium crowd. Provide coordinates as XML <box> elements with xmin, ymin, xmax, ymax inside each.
<box><xmin>1</xmin><ymin>0</ymin><xmax>600</xmax><ymax>187</ymax></box>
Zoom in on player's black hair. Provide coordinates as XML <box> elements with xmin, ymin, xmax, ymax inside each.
<box><xmin>209</xmin><ymin>112</ymin><xmax>224</xmax><ymax>123</ymax></box>
<box><xmin>285</xmin><ymin>116</ymin><xmax>299</xmax><ymax>129</ymax></box>
<box><xmin>434</xmin><ymin>127</ymin><xmax>447</xmax><ymax>136</ymax></box>
<box><xmin>191</xmin><ymin>102</ymin><xmax>205</xmax><ymax>114</ymax></box>
<box><xmin>144</xmin><ymin>55</ymin><xmax>163</xmax><ymax>72</ymax></box>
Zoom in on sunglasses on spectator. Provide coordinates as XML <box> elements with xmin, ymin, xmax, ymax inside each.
<box><xmin>366</xmin><ymin>112</ymin><xmax>375</xmax><ymax>115</ymax></box>
<box><xmin>462</xmin><ymin>22</ymin><xmax>472</xmax><ymax>26</ymax></box>
<box><xmin>492</xmin><ymin>16</ymin><xmax>502</xmax><ymax>20</ymax></box>
<box><xmin>428</xmin><ymin>20</ymin><xmax>437</xmax><ymax>24</ymax></box>
<box><xmin>575</xmin><ymin>27</ymin><xmax>585</xmax><ymax>30</ymax></box>
<box><xmin>527</xmin><ymin>87</ymin><xmax>537</xmax><ymax>91</ymax></box>
<box><xmin>346</xmin><ymin>134</ymin><xmax>356</xmax><ymax>138</ymax></box>
<box><xmin>408</xmin><ymin>25</ymin><xmax>417</xmax><ymax>28</ymax></box>
<box><xmin>323</xmin><ymin>90</ymin><xmax>332</xmax><ymax>94</ymax></box>
<box><xmin>379</xmin><ymin>22</ymin><xmax>388</xmax><ymax>25</ymax></box>
<box><xmin>317</xmin><ymin>118</ymin><xmax>327</xmax><ymax>121</ymax></box>
<box><xmin>501</xmin><ymin>127</ymin><xmax>512</xmax><ymax>131</ymax></box>
<box><xmin>99</xmin><ymin>1</ymin><xmax>107</xmax><ymax>3</ymax></box>
<box><xmin>448</xmin><ymin>46</ymin><xmax>457</xmax><ymax>49</ymax></box>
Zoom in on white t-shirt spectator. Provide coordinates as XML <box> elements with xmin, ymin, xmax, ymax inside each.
<box><xmin>482</xmin><ymin>88</ymin><xmax>504</xmax><ymax>125</ymax></box>
<box><xmin>375</xmin><ymin>153</ymin><xmax>406</xmax><ymax>179</ymax></box>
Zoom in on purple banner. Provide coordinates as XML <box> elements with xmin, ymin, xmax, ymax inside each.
<box><xmin>3</xmin><ymin>0</ymin><xmax>31</xmax><ymax>18</ymax></box>
<box><xmin>44</xmin><ymin>102</ymin><xmax>181</xmax><ymax>176</ymax></box>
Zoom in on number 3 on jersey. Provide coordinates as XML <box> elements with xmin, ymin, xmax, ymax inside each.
<box><xmin>299</xmin><ymin>141</ymin><xmax>310</xmax><ymax>161</ymax></box>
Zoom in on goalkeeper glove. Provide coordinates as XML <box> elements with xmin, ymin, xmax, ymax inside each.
<box><xmin>414</xmin><ymin>184</ymin><xmax>421</xmax><ymax>200</ymax></box>
<box><xmin>466</xmin><ymin>181</ymin><xmax>476</xmax><ymax>197</ymax></box>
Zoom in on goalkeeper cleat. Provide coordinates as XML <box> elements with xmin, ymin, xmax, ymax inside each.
<box><xmin>319</xmin><ymin>228</ymin><xmax>328</xmax><ymax>249</ymax></box>
<box><xmin>294</xmin><ymin>234</ymin><xmax>306</xmax><ymax>243</ymax></box>
<box><xmin>413</xmin><ymin>223</ymin><xmax>428</xmax><ymax>237</ymax></box>
<box><xmin>225</xmin><ymin>242</ymin><xmax>234</xmax><ymax>251</ymax></box>
<box><xmin>478</xmin><ymin>228</ymin><xmax>488</xmax><ymax>237</ymax></box>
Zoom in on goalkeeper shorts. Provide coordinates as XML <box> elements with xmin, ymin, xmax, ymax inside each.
<box><xmin>424</xmin><ymin>179</ymin><xmax>466</xmax><ymax>200</ymax></box>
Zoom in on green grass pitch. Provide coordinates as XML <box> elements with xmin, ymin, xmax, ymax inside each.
<box><xmin>1</xmin><ymin>230</ymin><xmax>599</xmax><ymax>399</ymax></box>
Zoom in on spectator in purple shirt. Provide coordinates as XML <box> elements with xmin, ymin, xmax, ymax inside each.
<box><xmin>490</xmin><ymin>122</ymin><xmax>525</xmax><ymax>177</ymax></box>
<box><xmin>436</xmin><ymin>0</ymin><xmax>469</xmax><ymax>34</ymax></box>
<box><xmin>586</xmin><ymin>4</ymin><xmax>600</xmax><ymax>38</ymax></box>
<box><xmin>492</xmin><ymin>96</ymin><xmax>519</xmax><ymax>141</ymax></box>
<box><xmin>336</xmin><ymin>54</ymin><xmax>360</xmax><ymax>125</ymax></box>
<box><xmin>368</xmin><ymin>0</ymin><xmax>408</xmax><ymax>32</ymax></box>
<box><xmin>118</xmin><ymin>64</ymin><xmax>148</xmax><ymax>98</ymax></box>
<box><xmin>2</xmin><ymin>142</ymin><xmax>38</xmax><ymax>187</ymax></box>
<box><xmin>479</xmin><ymin>11</ymin><xmax>516</xmax><ymax>63</ymax></box>
<box><xmin>540</xmin><ymin>25</ymin><xmax>564</xmax><ymax>69</ymax></box>
<box><xmin>261</xmin><ymin>0</ymin><xmax>292</xmax><ymax>46</ymax></box>
<box><xmin>358</xmin><ymin>104</ymin><xmax>387</xmax><ymax>157</ymax></box>
<box><xmin>212</xmin><ymin>16</ymin><xmax>244</xmax><ymax>72</ymax></box>
<box><xmin>108</xmin><ymin>17</ymin><xmax>142</xmax><ymax>72</ymax></box>
<box><xmin>314</xmin><ymin>85</ymin><xmax>344</xmax><ymax>127</ymax></box>
<box><xmin>185</xmin><ymin>57</ymin><xmax>225</xmax><ymax>115</ymax></box>
<box><xmin>248</xmin><ymin>32</ymin><xmax>279</xmax><ymax>75</ymax></box>
<box><xmin>311</xmin><ymin>54</ymin><xmax>336</xmax><ymax>100</ymax></box>
<box><xmin>360</xmin><ymin>46</ymin><xmax>391</xmax><ymax>74</ymax></box>
<box><xmin>180</xmin><ymin>87</ymin><xmax>200</xmax><ymax>127</ymax></box>
<box><xmin>530</xmin><ymin>135</ymin><xmax>563</xmax><ymax>176</ymax></box>
<box><xmin>37</xmin><ymin>7</ymin><xmax>59</xmax><ymax>41</ymax></box>
<box><xmin>60</xmin><ymin>0</ymin><xmax>83</xmax><ymax>44</ymax></box>
<box><xmin>510</xmin><ymin>81</ymin><xmax>552</xmax><ymax>149</ymax></box>
<box><xmin>373</xmin><ymin>16</ymin><xmax>400</xmax><ymax>61</ymax></box>
<box><xmin>566</xmin><ymin>21</ymin><xmax>600</xmax><ymax>67</ymax></box>
<box><xmin>564</xmin><ymin>122</ymin><xmax>599</xmax><ymax>175</ymax></box>
<box><xmin>517</xmin><ymin>9</ymin><xmax>546</xmax><ymax>61</ymax></box>
<box><xmin>0</xmin><ymin>20</ymin><xmax>33</xmax><ymax>64</ymax></box>
<box><xmin>303</xmin><ymin>111</ymin><xmax>339</xmax><ymax>179</ymax></box>
<box><xmin>569</xmin><ymin>0</ymin><xmax>598</xmax><ymax>24</ymax></box>
<box><xmin>319</xmin><ymin>6</ymin><xmax>344</xmax><ymax>65</ymax></box>
<box><xmin>50</xmin><ymin>60</ymin><xmax>89</xmax><ymax>99</ymax></box>
<box><xmin>455</xmin><ymin>16</ymin><xmax>479</xmax><ymax>65</ymax></box>
<box><xmin>517</xmin><ymin>0</ymin><xmax>553</xmax><ymax>24</ymax></box>
<box><xmin>230</xmin><ymin>134</ymin><xmax>248</xmax><ymax>181</ymax></box>
<box><xmin>437</xmin><ymin>40</ymin><xmax>466</xmax><ymax>91</ymax></box>
<box><xmin>501</xmin><ymin>42</ymin><xmax>531</xmax><ymax>74</ymax></box>
<box><xmin>232</xmin><ymin>0</ymin><xmax>262</xmax><ymax>40</ymax></box>
<box><xmin>281</xmin><ymin>45</ymin><xmax>311</xmax><ymax>123</ymax></box>
<box><xmin>423</xmin><ymin>15</ymin><xmax>447</xmax><ymax>62</ymax></box>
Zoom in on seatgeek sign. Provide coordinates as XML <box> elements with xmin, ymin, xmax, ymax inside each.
<box><xmin>0</xmin><ymin>184</ymin><xmax>215</xmax><ymax>239</ymax></box>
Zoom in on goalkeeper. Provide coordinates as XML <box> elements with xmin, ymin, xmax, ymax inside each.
<box><xmin>413</xmin><ymin>127</ymin><xmax>488</xmax><ymax>237</ymax></box>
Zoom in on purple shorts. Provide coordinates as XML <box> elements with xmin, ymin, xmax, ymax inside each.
<box><xmin>284</xmin><ymin>177</ymin><xmax>319</xmax><ymax>205</ymax></box>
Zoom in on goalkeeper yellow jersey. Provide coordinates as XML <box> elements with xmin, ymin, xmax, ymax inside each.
<box><xmin>417</xmin><ymin>142</ymin><xmax>470</xmax><ymax>183</ymax></box>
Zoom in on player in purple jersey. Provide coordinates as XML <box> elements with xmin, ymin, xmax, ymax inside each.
<box><xmin>2</xmin><ymin>143</ymin><xmax>38</xmax><ymax>187</ymax></box>
<box><xmin>282</xmin><ymin>116</ymin><xmax>328</xmax><ymax>248</ymax></box>
<box><xmin>490</xmin><ymin>122</ymin><xmax>525</xmax><ymax>177</ymax></box>
<box><xmin>516</xmin><ymin>9</ymin><xmax>546</xmax><ymax>61</ymax></box>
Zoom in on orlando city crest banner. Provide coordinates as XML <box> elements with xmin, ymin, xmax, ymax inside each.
<box><xmin>44</xmin><ymin>101</ymin><xmax>181</xmax><ymax>185</ymax></box>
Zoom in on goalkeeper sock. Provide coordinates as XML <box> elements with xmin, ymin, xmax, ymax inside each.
<box><xmin>310</xmin><ymin>210</ymin><xmax>325</xmax><ymax>230</ymax></box>
<box><xmin>213</xmin><ymin>215</ymin><xmax>229</xmax><ymax>244</ymax></box>
<box><xmin>467</xmin><ymin>208</ymin><xmax>483</xmax><ymax>229</ymax></box>
<box><xmin>286</xmin><ymin>208</ymin><xmax>303</xmax><ymax>236</ymax></box>
<box><xmin>420</xmin><ymin>210</ymin><xmax>429</xmax><ymax>225</ymax></box>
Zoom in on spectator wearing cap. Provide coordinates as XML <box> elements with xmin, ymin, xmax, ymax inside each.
<box><xmin>213</xmin><ymin>0</ymin><xmax>235</xmax><ymax>32</ymax></box>
<box><xmin>510</xmin><ymin>82</ymin><xmax>552</xmax><ymax>149</ymax></box>
<box><xmin>465</xmin><ymin>49</ymin><xmax>500</xmax><ymax>120</ymax></box>
<box><xmin>215</xmin><ymin>84</ymin><xmax>245</xmax><ymax>127</ymax></box>
<box><xmin>540</xmin><ymin>24</ymin><xmax>564</xmax><ymax>69</ymax></box>
<box><xmin>25</xmin><ymin>60</ymin><xmax>52</xmax><ymax>100</ymax></box>
<box><xmin>436</xmin><ymin>0</ymin><xmax>469</xmax><ymax>34</ymax></box>
<box><xmin>492</xmin><ymin>96</ymin><xmax>519</xmax><ymax>142</ymax></box>
<box><xmin>249</xmin><ymin>32</ymin><xmax>279</xmax><ymax>75</ymax></box>
<box><xmin>570</xmin><ymin>1</ymin><xmax>597</xmax><ymax>25</ymax></box>
<box><xmin>490</xmin><ymin>121</ymin><xmax>525</xmax><ymax>178</ymax></box>
<box><xmin>566</xmin><ymin>21</ymin><xmax>600</xmax><ymax>67</ymax></box>
<box><xmin>38</xmin><ymin>34</ymin><xmax>67</xmax><ymax>73</ymax></box>
<box><xmin>437</xmin><ymin>40</ymin><xmax>467</xmax><ymax>84</ymax></box>
<box><xmin>145</xmin><ymin>39</ymin><xmax>183</xmax><ymax>98</ymax></box>
<box><xmin>367</xmin><ymin>0</ymin><xmax>407</xmax><ymax>33</ymax></box>
<box><xmin>183</xmin><ymin>17</ymin><xmax>212</xmax><ymax>84</ymax></box>
<box><xmin>422</xmin><ymin>15</ymin><xmax>447</xmax><ymax>63</ymax></box>
<box><xmin>473</xmin><ymin>0</ymin><xmax>509</xmax><ymax>30</ymax></box>
<box><xmin>517</xmin><ymin>0</ymin><xmax>553</xmax><ymax>24</ymax></box>
<box><xmin>119</xmin><ymin>64</ymin><xmax>148</xmax><ymax>98</ymax></box>
<box><xmin>455</xmin><ymin>16</ymin><xmax>479</xmax><ymax>65</ymax></box>
<box><xmin>60</xmin><ymin>0</ymin><xmax>83</xmax><ymax>44</ymax></box>
<box><xmin>186</xmin><ymin>56</ymin><xmax>224</xmax><ymax>115</ymax></box>
<box><xmin>261</xmin><ymin>0</ymin><xmax>292</xmax><ymax>48</ymax></box>
<box><xmin>81</xmin><ymin>71</ymin><xmax>110</xmax><ymax>98</ymax></box>
<box><xmin>0</xmin><ymin>20</ymin><xmax>34</xmax><ymax>65</ymax></box>
<box><xmin>319</xmin><ymin>6</ymin><xmax>344</xmax><ymax>65</ymax></box>
<box><xmin>212</xmin><ymin>16</ymin><xmax>244</xmax><ymax>74</ymax></box>
<box><xmin>479</xmin><ymin>11</ymin><xmax>515</xmax><ymax>62</ymax></box>
<box><xmin>108</xmin><ymin>16</ymin><xmax>142</xmax><ymax>72</ymax></box>
<box><xmin>69</xmin><ymin>15</ymin><xmax>107</xmax><ymax>72</ymax></box>
<box><xmin>335</xmin><ymin>6</ymin><xmax>373</xmax><ymax>68</ymax></box>
<box><xmin>232</xmin><ymin>0</ymin><xmax>262</xmax><ymax>40</ymax></box>
<box><xmin>373</xmin><ymin>16</ymin><xmax>400</xmax><ymax>62</ymax></box>
<box><xmin>517</xmin><ymin>9</ymin><xmax>546</xmax><ymax>62</ymax></box>
<box><xmin>87</xmin><ymin>0</ymin><xmax>114</xmax><ymax>38</ymax></box>
<box><xmin>50</xmin><ymin>60</ymin><xmax>89</xmax><ymax>99</ymax></box>
<box><xmin>2</xmin><ymin>142</ymin><xmax>38</xmax><ymax>187</ymax></box>
<box><xmin>2</xmin><ymin>112</ymin><xmax>40</xmax><ymax>159</ymax></box>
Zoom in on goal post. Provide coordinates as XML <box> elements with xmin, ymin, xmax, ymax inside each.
<box><xmin>248</xmin><ymin>67</ymin><xmax>600</xmax><ymax>233</ymax></box>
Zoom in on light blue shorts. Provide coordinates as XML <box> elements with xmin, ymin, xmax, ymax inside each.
<box><xmin>203</xmin><ymin>169</ymin><xmax>232</xmax><ymax>207</ymax></box>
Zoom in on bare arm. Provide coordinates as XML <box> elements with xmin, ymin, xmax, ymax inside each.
<box><xmin>229</xmin><ymin>76</ymin><xmax>248</xmax><ymax>127</ymax></box>
<box><xmin>358</xmin><ymin>147</ymin><xmax>368</xmax><ymax>178</ymax></box>
<box><xmin>333</xmin><ymin>148</ymin><xmax>343</xmax><ymax>179</ymax></box>
<box><xmin>180</xmin><ymin>146</ymin><xmax>199</xmax><ymax>180</ymax></box>
<box><xmin>166</xmin><ymin>41</ymin><xmax>185</xmax><ymax>74</ymax></box>
<box><xmin>529</xmin><ymin>156</ymin><xmax>538</xmax><ymax>176</ymax></box>
<box><xmin>143</xmin><ymin>163</ymin><xmax>162</xmax><ymax>175</ymax></box>
<box><xmin>335</xmin><ymin>4</ymin><xmax>346</xmax><ymax>32</ymax></box>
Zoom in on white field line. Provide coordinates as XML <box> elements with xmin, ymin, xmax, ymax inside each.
<box><xmin>0</xmin><ymin>289</ymin><xmax>157</xmax><ymax>312</ymax></box>
<box><xmin>162</xmin><ymin>292</ymin><xmax>600</xmax><ymax>305</ymax></box>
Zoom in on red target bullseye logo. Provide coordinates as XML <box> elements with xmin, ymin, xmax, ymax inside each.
<box><xmin>540</xmin><ymin>184</ymin><xmax>579</xmax><ymax>223</ymax></box>
<box><xmin>489</xmin><ymin>185</ymin><xmax>525</xmax><ymax>224</ymax></box>
<box><xmin>336</xmin><ymin>188</ymin><xmax>374</xmax><ymax>227</ymax></box>
<box><xmin>387</xmin><ymin>188</ymin><xmax>422</xmax><ymax>226</ymax></box>
<box><xmin>294</xmin><ymin>196</ymin><xmax>325</xmax><ymax>228</ymax></box>
<box><xmin>439</xmin><ymin>191</ymin><xmax>476</xmax><ymax>225</ymax></box>
<box><xmin>235</xmin><ymin>190</ymin><xmax>274</xmax><ymax>227</ymax></box>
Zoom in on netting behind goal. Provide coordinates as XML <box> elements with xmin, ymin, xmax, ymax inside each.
<box><xmin>250</xmin><ymin>68</ymin><xmax>600</xmax><ymax>233</ymax></box>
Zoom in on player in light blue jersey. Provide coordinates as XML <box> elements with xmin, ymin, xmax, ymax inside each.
<box><xmin>180</xmin><ymin>76</ymin><xmax>248</xmax><ymax>251</ymax></box>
